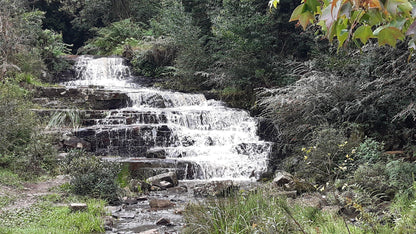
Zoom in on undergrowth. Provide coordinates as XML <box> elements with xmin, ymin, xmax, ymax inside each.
<box><xmin>184</xmin><ymin>185</ymin><xmax>416</xmax><ymax>233</ymax></box>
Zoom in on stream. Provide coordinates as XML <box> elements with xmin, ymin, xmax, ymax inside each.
<box><xmin>61</xmin><ymin>56</ymin><xmax>272</xmax><ymax>233</ymax></box>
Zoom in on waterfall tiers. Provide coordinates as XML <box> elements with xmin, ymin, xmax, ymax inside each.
<box><xmin>49</xmin><ymin>55</ymin><xmax>272</xmax><ymax>181</ymax></box>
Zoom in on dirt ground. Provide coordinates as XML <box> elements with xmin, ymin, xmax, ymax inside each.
<box><xmin>0</xmin><ymin>175</ymin><xmax>69</xmax><ymax>213</ymax></box>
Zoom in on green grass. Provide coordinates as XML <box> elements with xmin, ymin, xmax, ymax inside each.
<box><xmin>183</xmin><ymin>186</ymin><xmax>413</xmax><ymax>234</ymax></box>
<box><xmin>0</xmin><ymin>194</ymin><xmax>17</xmax><ymax>209</ymax></box>
<box><xmin>0</xmin><ymin>197</ymin><xmax>106</xmax><ymax>233</ymax></box>
<box><xmin>0</xmin><ymin>169</ymin><xmax>23</xmax><ymax>188</ymax></box>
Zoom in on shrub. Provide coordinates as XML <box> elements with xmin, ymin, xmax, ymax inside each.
<box><xmin>130</xmin><ymin>37</ymin><xmax>176</xmax><ymax>78</ymax></box>
<box><xmin>0</xmin><ymin>79</ymin><xmax>58</xmax><ymax>178</ymax></box>
<box><xmin>386</xmin><ymin>160</ymin><xmax>416</xmax><ymax>193</ymax></box>
<box><xmin>296</xmin><ymin>127</ymin><xmax>356</xmax><ymax>184</ymax></box>
<box><xmin>355</xmin><ymin>138</ymin><xmax>385</xmax><ymax>164</ymax></box>
<box><xmin>81</xmin><ymin>19</ymin><xmax>145</xmax><ymax>55</ymax></box>
<box><xmin>67</xmin><ymin>150</ymin><xmax>121</xmax><ymax>203</ymax></box>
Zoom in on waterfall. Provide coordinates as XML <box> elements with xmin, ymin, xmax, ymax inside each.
<box><xmin>66</xmin><ymin>55</ymin><xmax>271</xmax><ymax>181</ymax></box>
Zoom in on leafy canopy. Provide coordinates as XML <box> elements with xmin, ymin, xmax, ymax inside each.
<box><xmin>269</xmin><ymin>0</ymin><xmax>416</xmax><ymax>49</ymax></box>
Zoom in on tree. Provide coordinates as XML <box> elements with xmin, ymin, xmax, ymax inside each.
<box><xmin>270</xmin><ymin>0</ymin><xmax>416</xmax><ymax>50</ymax></box>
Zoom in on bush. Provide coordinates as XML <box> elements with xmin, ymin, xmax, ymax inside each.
<box><xmin>66</xmin><ymin>150</ymin><xmax>121</xmax><ymax>203</ymax></box>
<box><xmin>0</xmin><ymin>80</ymin><xmax>58</xmax><ymax>179</ymax></box>
<box><xmin>130</xmin><ymin>37</ymin><xmax>176</xmax><ymax>78</ymax></box>
<box><xmin>355</xmin><ymin>138</ymin><xmax>385</xmax><ymax>164</ymax></box>
<box><xmin>81</xmin><ymin>19</ymin><xmax>145</xmax><ymax>55</ymax></box>
<box><xmin>296</xmin><ymin>127</ymin><xmax>356</xmax><ymax>184</ymax></box>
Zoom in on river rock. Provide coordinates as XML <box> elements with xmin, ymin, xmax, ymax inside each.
<box><xmin>149</xmin><ymin>199</ymin><xmax>174</xmax><ymax>209</ymax></box>
<box><xmin>167</xmin><ymin>185</ymin><xmax>188</xmax><ymax>193</ymax></box>
<box><xmin>139</xmin><ymin>229</ymin><xmax>159</xmax><ymax>234</ymax></box>
<box><xmin>156</xmin><ymin>217</ymin><xmax>172</xmax><ymax>226</ymax></box>
<box><xmin>113</xmin><ymin>212</ymin><xmax>136</xmax><ymax>219</ymax></box>
<box><xmin>145</xmin><ymin>149</ymin><xmax>167</xmax><ymax>159</ymax></box>
<box><xmin>123</xmin><ymin>197</ymin><xmax>138</xmax><ymax>205</ymax></box>
<box><xmin>69</xmin><ymin>203</ymin><xmax>87</xmax><ymax>212</ymax></box>
<box><xmin>194</xmin><ymin>180</ymin><xmax>239</xmax><ymax>197</ymax></box>
<box><xmin>147</xmin><ymin>172</ymin><xmax>178</xmax><ymax>189</ymax></box>
<box><xmin>273</xmin><ymin>171</ymin><xmax>315</xmax><ymax>194</ymax></box>
<box><xmin>104</xmin><ymin>216</ymin><xmax>114</xmax><ymax>230</ymax></box>
<box><xmin>63</xmin><ymin>136</ymin><xmax>91</xmax><ymax>150</ymax></box>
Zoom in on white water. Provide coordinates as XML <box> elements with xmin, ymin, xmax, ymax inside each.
<box><xmin>64</xmin><ymin>55</ymin><xmax>271</xmax><ymax>180</ymax></box>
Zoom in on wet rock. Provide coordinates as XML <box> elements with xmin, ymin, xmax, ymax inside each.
<box><xmin>63</xmin><ymin>136</ymin><xmax>91</xmax><ymax>151</ymax></box>
<box><xmin>156</xmin><ymin>218</ymin><xmax>172</xmax><ymax>226</ymax></box>
<box><xmin>167</xmin><ymin>186</ymin><xmax>188</xmax><ymax>193</ymax></box>
<box><xmin>139</xmin><ymin>229</ymin><xmax>159</xmax><ymax>234</ymax></box>
<box><xmin>105</xmin><ymin>206</ymin><xmax>121</xmax><ymax>213</ymax></box>
<box><xmin>113</xmin><ymin>212</ymin><xmax>136</xmax><ymax>219</ymax></box>
<box><xmin>137</xmin><ymin>195</ymin><xmax>148</xmax><ymax>201</ymax></box>
<box><xmin>147</xmin><ymin>172</ymin><xmax>178</xmax><ymax>189</ymax></box>
<box><xmin>69</xmin><ymin>203</ymin><xmax>87</xmax><ymax>212</ymax></box>
<box><xmin>33</xmin><ymin>87</ymin><xmax>130</xmax><ymax>110</ymax></box>
<box><xmin>123</xmin><ymin>197</ymin><xmax>138</xmax><ymax>205</ymax></box>
<box><xmin>150</xmin><ymin>185</ymin><xmax>162</xmax><ymax>191</ymax></box>
<box><xmin>149</xmin><ymin>199</ymin><xmax>175</xmax><ymax>209</ymax></box>
<box><xmin>146</xmin><ymin>94</ymin><xmax>166</xmax><ymax>108</ymax></box>
<box><xmin>273</xmin><ymin>171</ymin><xmax>315</xmax><ymax>194</ymax></box>
<box><xmin>194</xmin><ymin>180</ymin><xmax>239</xmax><ymax>197</ymax></box>
<box><xmin>273</xmin><ymin>171</ymin><xmax>294</xmax><ymax>186</ymax></box>
<box><xmin>104</xmin><ymin>216</ymin><xmax>114</xmax><ymax>230</ymax></box>
<box><xmin>145</xmin><ymin>149</ymin><xmax>167</xmax><ymax>159</ymax></box>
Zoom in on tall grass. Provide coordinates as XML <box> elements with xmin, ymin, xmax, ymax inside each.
<box><xmin>183</xmin><ymin>187</ymin><xmax>404</xmax><ymax>234</ymax></box>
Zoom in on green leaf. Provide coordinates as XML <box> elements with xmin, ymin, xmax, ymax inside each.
<box><xmin>299</xmin><ymin>12</ymin><xmax>314</xmax><ymax>30</ymax></box>
<box><xmin>354</xmin><ymin>25</ymin><xmax>374</xmax><ymax>44</ymax></box>
<box><xmin>305</xmin><ymin>0</ymin><xmax>320</xmax><ymax>12</ymax></box>
<box><xmin>336</xmin><ymin>18</ymin><xmax>349</xmax><ymax>48</ymax></box>
<box><xmin>377</xmin><ymin>27</ymin><xmax>405</xmax><ymax>47</ymax></box>
<box><xmin>290</xmin><ymin>4</ymin><xmax>305</xmax><ymax>22</ymax></box>
<box><xmin>366</xmin><ymin>10</ymin><xmax>384</xmax><ymax>26</ymax></box>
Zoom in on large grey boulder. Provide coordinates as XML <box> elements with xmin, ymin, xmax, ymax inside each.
<box><xmin>147</xmin><ymin>172</ymin><xmax>178</xmax><ymax>189</ymax></box>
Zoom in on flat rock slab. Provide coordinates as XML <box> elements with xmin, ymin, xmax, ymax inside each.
<box><xmin>149</xmin><ymin>199</ymin><xmax>174</xmax><ymax>209</ymax></box>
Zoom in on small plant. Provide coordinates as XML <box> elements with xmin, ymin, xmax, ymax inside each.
<box><xmin>46</xmin><ymin>109</ymin><xmax>81</xmax><ymax>130</ymax></box>
<box><xmin>67</xmin><ymin>151</ymin><xmax>121</xmax><ymax>203</ymax></box>
<box><xmin>355</xmin><ymin>138</ymin><xmax>385</xmax><ymax>164</ymax></box>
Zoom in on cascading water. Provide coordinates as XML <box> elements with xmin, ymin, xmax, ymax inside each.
<box><xmin>65</xmin><ymin>55</ymin><xmax>271</xmax><ymax>181</ymax></box>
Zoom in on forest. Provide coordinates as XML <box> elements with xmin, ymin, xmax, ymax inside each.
<box><xmin>1</xmin><ymin>0</ymin><xmax>416</xmax><ymax>233</ymax></box>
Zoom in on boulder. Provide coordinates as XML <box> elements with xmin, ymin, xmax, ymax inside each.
<box><xmin>147</xmin><ymin>172</ymin><xmax>178</xmax><ymax>189</ymax></box>
<box><xmin>273</xmin><ymin>171</ymin><xmax>294</xmax><ymax>186</ymax></box>
<box><xmin>63</xmin><ymin>136</ymin><xmax>91</xmax><ymax>151</ymax></box>
<box><xmin>194</xmin><ymin>180</ymin><xmax>239</xmax><ymax>197</ymax></box>
<box><xmin>273</xmin><ymin>171</ymin><xmax>315</xmax><ymax>194</ymax></box>
<box><xmin>149</xmin><ymin>199</ymin><xmax>174</xmax><ymax>209</ymax></box>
